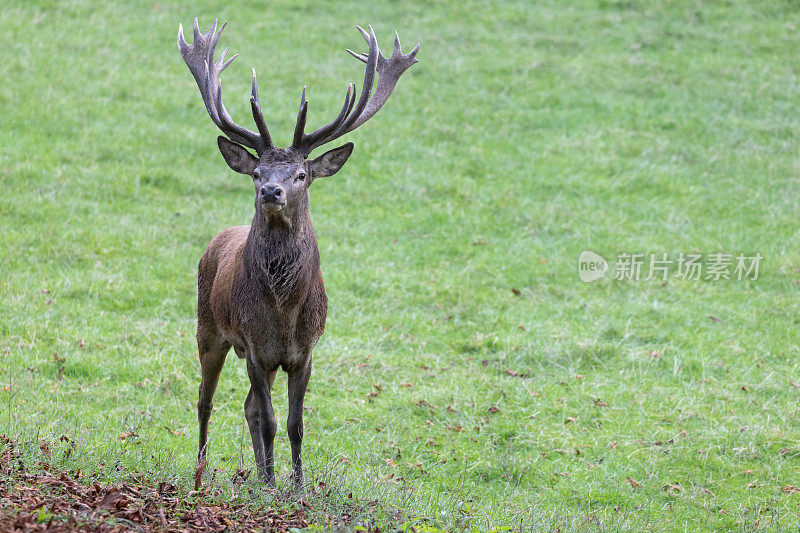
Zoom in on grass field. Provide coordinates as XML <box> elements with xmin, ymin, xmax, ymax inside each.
<box><xmin>2</xmin><ymin>0</ymin><xmax>800</xmax><ymax>530</ymax></box>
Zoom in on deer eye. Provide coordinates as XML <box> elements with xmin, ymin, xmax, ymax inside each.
<box><xmin>297</xmin><ymin>171</ymin><xmax>306</xmax><ymax>181</ymax></box>
<box><xmin>253</xmin><ymin>169</ymin><xmax>261</xmax><ymax>180</ymax></box>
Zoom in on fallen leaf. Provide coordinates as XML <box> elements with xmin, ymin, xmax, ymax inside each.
<box><xmin>406</xmin><ymin>462</ymin><xmax>425</xmax><ymax>473</ymax></box>
<box><xmin>488</xmin><ymin>406</ymin><xmax>500</xmax><ymax>414</ymax></box>
<box><xmin>626</xmin><ymin>476</ymin><xmax>641</xmax><ymax>489</ymax></box>
<box><xmin>99</xmin><ymin>489</ymin><xmax>123</xmax><ymax>509</ymax></box>
<box><xmin>118</xmin><ymin>432</ymin><xmax>138</xmax><ymax>440</ymax></box>
<box><xmin>565</xmin><ymin>416</ymin><xmax>577</xmax><ymax>424</ymax></box>
<box><xmin>593</xmin><ymin>399</ymin><xmax>609</xmax><ymax>407</ymax></box>
<box><xmin>708</xmin><ymin>315</ymin><xmax>721</xmax><ymax>323</ymax></box>
<box><xmin>231</xmin><ymin>468</ymin><xmax>251</xmax><ymax>483</ymax></box>
<box><xmin>447</xmin><ymin>425</ymin><xmax>464</xmax><ymax>432</ymax></box>
<box><xmin>511</xmin><ymin>288</ymin><xmax>521</xmax><ymax>296</ymax></box>
<box><xmin>781</xmin><ymin>485</ymin><xmax>800</xmax><ymax>494</ymax></box>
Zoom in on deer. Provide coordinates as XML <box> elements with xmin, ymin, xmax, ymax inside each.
<box><xmin>177</xmin><ymin>19</ymin><xmax>419</xmax><ymax>487</ymax></box>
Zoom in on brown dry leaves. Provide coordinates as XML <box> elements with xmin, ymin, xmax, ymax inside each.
<box><xmin>0</xmin><ymin>435</ymin><xmax>318</xmax><ymax>532</ymax></box>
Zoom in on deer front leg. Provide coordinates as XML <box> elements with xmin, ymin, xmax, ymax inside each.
<box><xmin>245</xmin><ymin>358</ymin><xmax>278</xmax><ymax>485</ymax></box>
<box><xmin>197</xmin><ymin>337</ymin><xmax>229</xmax><ymax>465</ymax></box>
<box><xmin>287</xmin><ymin>357</ymin><xmax>312</xmax><ymax>488</ymax></box>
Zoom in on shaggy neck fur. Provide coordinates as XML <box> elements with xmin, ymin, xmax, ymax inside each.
<box><xmin>245</xmin><ymin>204</ymin><xmax>316</xmax><ymax>306</ymax></box>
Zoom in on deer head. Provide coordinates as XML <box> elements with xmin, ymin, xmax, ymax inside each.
<box><xmin>178</xmin><ymin>20</ymin><xmax>419</xmax><ymax>223</ymax></box>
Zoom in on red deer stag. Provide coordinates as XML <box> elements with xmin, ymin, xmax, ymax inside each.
<box><xmin>177</xmin><ymin>19</ymin><xmax>419</xmax><ymax>487</ymax></box>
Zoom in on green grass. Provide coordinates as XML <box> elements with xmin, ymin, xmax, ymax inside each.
<box><xmin>2</xmin><ymin>0</ymin><xmax>800</xmax><ymax>530</ymax></box>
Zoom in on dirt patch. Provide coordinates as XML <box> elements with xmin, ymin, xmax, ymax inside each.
<box><xmin>0</xmin><ymin>435</ymin><xmax>315</xmax><ymax>532</ymax></box>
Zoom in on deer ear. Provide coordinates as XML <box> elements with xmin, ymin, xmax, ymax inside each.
<box><xmin>308</xmin><ymin>142</ymin><xmax>354</xmax><ymax>179</ymax></box>
<box><xmin>217</xmin><ymin>136</ymin><xmax>258</xmax><ymax>175</ymax></box>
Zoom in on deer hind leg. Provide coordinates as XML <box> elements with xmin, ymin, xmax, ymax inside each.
<box><xmin>197</xmin><ymin>333</ymin><xmax>230</xmax><ymax>465</ymax></box>
<box><xmin>245</xmin><ymin>358</ymin><xmax>278</xmax><ymax>485</ymax></box>
<box><xmin>287</xmin><ymin>358</ymin><xmax>312</xmax><ymax>488</ymax></box>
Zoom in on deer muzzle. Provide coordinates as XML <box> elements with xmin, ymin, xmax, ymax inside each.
<box><xmin>259</xmin><ymin>185</ymin><xmax>286</xmax><ymax>208</ymax></box>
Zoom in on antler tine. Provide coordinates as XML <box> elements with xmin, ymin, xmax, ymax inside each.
<box><xmin>192</xmin><ymin>17</ymin><xmax>202</xmax><ymax>43</ymax></box>
<box><xmin>293</xmin><ymin>83</ymin><xmax>355</xmax><ymax>152</ymax></box>
<box><xmin>178</xmin><ymin>19</ymin><xmax>269</xmax><ymax>154</ymax></box>
<box><xmin>292</xmin><ymin>87</ymin><xmax>308</xmax><ymax>148</ymax></box>
<box><xmin>393</xmin><ymin>30</ymin><xmax>402</xmax><ymax>56</ymax></box>
<box><xmin>336</xmin><ymin>25</ymin><xmax>379</xmax><ymax>134</ymax></box>
<box><xmin>250</xmin><ymin>69</ymin><xmax>273</xmax><ymax>148</ymax></box>
<box><xmin>295</xmin><ymin>26</ymin><xmax>419</xmax><ymax>156</ymax></box>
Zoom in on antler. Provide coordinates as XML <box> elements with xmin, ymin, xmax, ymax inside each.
<box><xmin>292</xmin><ymin>26</ymin><xmax>420</xmax><ymax>156</ymax></box>
<box><xmin>178</xmin><ymin>19</ymin><xmax>273</xmax><ymax>154</ymax></box>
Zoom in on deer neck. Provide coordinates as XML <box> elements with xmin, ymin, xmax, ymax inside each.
<box><xmin>244</xmin><ymin>207</ymin><xmax>316</xmax><ymax>303</ymax></box>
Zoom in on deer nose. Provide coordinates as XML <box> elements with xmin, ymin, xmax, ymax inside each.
<box><xmin>259</xmin><ymin>185</ymin><xmax>284</xmax><ymax>203</ymax></box>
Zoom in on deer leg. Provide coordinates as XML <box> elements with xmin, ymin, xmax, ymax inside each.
<box><xmin>287</xmin><ymin>358</ymin><xmax>312</xmax><ymax>488</ymax></box>
<box><xmin>246</xmin><ymin>357</ymin><xmax>278</xmax><ymax>486</ymax></box>
<box><xmin>243</xmin><ymin>369</ymin><xmax>277</xmax><ymax>482</ymax></box>
<box><xmin>243</xmin><ymin>387</ymin><xmax>264</xmax><ymax>476</ymax></box>
<box><xmin>197</xmin><ymin>338</ymin><xmax>229</xmax><ymax>465</ymax></box>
